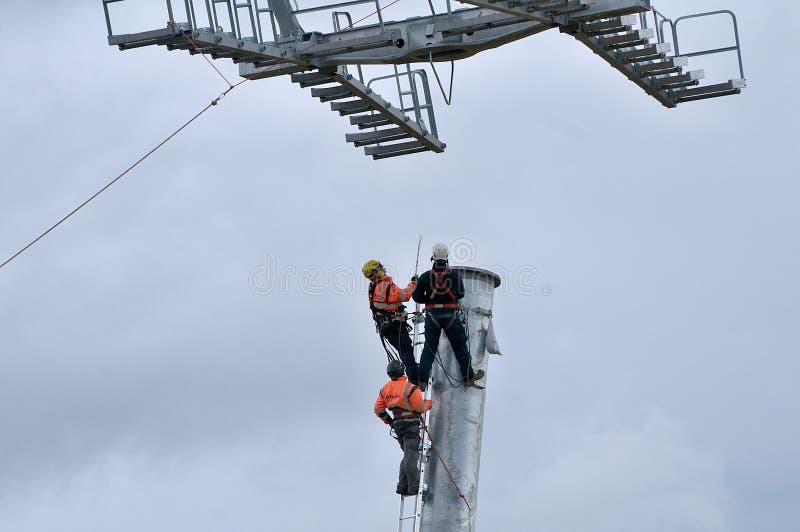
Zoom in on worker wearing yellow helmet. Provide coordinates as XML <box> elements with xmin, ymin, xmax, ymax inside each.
<box><xmin>363</xmin><ymin>260</ymin><xmax>419</xmax><ymax>384</ymax></box>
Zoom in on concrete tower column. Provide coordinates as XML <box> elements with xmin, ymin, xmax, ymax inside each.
<box><xmin>419</xmin><ymin>266</ymin><xmax>501</xmax><ymax>532</ymax></box>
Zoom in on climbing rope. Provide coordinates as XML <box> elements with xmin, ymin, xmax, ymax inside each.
<box><xmin>0</xmin><ymin>1</ymin><xmax>405</xmax><ymax>271</ymax></box>
<box><xmin>423</xmin><ymin>308</ymin><xmax>473</xmax><ymax>389</ymax></box>
<box><xmin>420</xmin><ymin>416</ymin><xmax>472</xmax><ymax>512</ymax></box>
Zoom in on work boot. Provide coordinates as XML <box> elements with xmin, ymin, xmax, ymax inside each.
<box><xmin>465</xmin><ymin>369</ymin><xmax>485</xmax><ymax>386</ymax></box>
<box><xmin>396</xmin><ymin>486</ymin><xmax>408</xmax><ymax>496</ymax></box>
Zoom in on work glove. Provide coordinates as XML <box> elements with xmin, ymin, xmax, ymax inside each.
<box><xmin>410</xmin><ymin>275</ymin><xmax>418</xmax><ymax>282</ymax></box>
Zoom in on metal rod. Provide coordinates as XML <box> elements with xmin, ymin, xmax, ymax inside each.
<box><xmin>204</xmin><ymin>0</ymin><xmax>215</xmax><ymax>31</ymax></box>
<box><xmin>406</xmin><ymin>64</ymin><xmax>423</xmax><ymax>127</ymax></box>
<box><xmin>183</xmin><ymin>0</ymin><xmax>195</xmax><ymax>28</ymax></box>
<box><xmin>103</xmin><ymin>1</ymin><xmax>113</xmax><ymax>36</ymax></box>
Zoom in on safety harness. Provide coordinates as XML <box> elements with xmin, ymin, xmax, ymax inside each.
<box><xmin>369</xmin><ymin>278</ymin><xmax>408</xmax><ymax>330</ymax></box>
<box><xmin>425</xmin><ymin>267</ymin><xmax>460</xmax><ymax>310</ymax></box>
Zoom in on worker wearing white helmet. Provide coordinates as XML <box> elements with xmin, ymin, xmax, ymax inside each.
<box><xmin>412</xmin><ymin>243</ymin><xmax>484</xmax><ymax>390</ymax></box>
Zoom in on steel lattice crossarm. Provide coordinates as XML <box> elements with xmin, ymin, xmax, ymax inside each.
<box><xmin>103</xmin><ymin>0</ymin><xmax>747</xmax><ymax>159</ymax></box>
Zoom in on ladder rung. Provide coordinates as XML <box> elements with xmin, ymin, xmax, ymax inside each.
<box><xmin>311</xmin><ymin>85</ymin><xmax>352</xmax><ymax>102</ymax></box>
<box><xmin>634</xmin><ymin>56</ymin><xmax>688</xmax><ymax>75</ymax></box>
<box><xmin>291</xmin><ymin>71</ymin><xmax>335</xmax><ymax>87</ymax></box>
<box><xmin>675</xmin><ymin>88</ymin><xmax>741</xmax><ymax>103</ymax></box>
<box><xmin>579</xmin><ymin>15</ymin><xmax>637</xmax><ymax>34</ymax></box>
<box><xmin>670</xmin><ymin>79</ymin><xmax>745</xmax><ymax>99</ymax></box>
<box><xmin>346</xmin><ymin>127</ymin><xmax>411</xmax><ymax>147</ymax></box>
<box><xmin>331</xmin><ymin>99</ymin><xmax>373</xmax><ymax>116</ymax></box>
<box><xmin>617</xmin><ymin>43</ymin><xmax>671</xmax><ymax>62</ymax></box>
<box><xmin>366</xmin><ymin>140</ymin><xmax>430</xmax><ymax>160</ymax></box>
<box><xmin>599</xmin><ymin>28</ymin><xmax>654</xmax><ymax>48</ymax></box>
<box><xmin>651</xmin><ymin>69</ymin><xmax>704</xmax><ymax>88</ymax></box>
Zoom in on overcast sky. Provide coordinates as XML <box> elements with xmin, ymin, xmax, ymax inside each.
<box><xmin>1</xmin><ymin>1</ymin><xmax>797</xmax><ymax>531</ymax></box>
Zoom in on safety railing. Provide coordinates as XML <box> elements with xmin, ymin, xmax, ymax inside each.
<box><xmin>103</xmin><ymin>0</ymin><xmax>260</xmax><ymax>41</ymax></box>
<box><xmin>672</xmin><ymin>10</ymin><xmax>745</xmax><ymax>81</ymax></box>
<box><xmin>368</xmin><ymin>67</ymin><xmax>439</xmax><ymax>138</ymax></box>
<box><xmin>103</xmin><ymin>0</ymin><xmax>400</xmax><ymax>44</ymax></box>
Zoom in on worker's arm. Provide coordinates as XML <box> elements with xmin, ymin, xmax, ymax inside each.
<box><xmin>453</xmin><ymin>271</ymin><xmax>465</xmax><ymax>300</ymax></box>
<box><xmin>408</xmin><ymin>387</ymin><xmax>432</xmax><ymax>414</ymax></box>
<box><xmin>374</xmin><ymin>390</ymin><xmax>392</xmax><ymax>424</ymax></box>
<box><xmin>411</xmin><ymin>273</ymin><xmax>429</xmax><ymax>303</ymax></box>
<box><xmin>386</xmin><ymin>281</ymin><xmax>416</xmax><ymax>304</ymax></box>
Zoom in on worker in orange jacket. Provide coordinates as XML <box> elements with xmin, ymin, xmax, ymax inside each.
<box><xmin>362</xmin><ymin>259</ymin><xmax>419</xmax><ymax>384</ymax></box>
<box><xmin>374</xmin><ymin>360</ymin><xmax>432</xmax><ymax>497</ymax></box>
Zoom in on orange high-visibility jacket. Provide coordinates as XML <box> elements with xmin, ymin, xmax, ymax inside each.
<box><xmin>374</xmin><ymin>376</ymin><xmax>432</xmax><ymax>423</ymax></box>
<box><xmin>370</xmin><ymin>276</ymin><xmax>416</xmax><ymax>314</ymax></box>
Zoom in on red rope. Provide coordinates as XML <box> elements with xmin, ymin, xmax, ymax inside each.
<box><xmin>0</xmin><ymin>3</ymin><xmax>406</xmax><ymax>271</ymax></box>
<box><xmin>420</xmin><ymin>417</ymin><xmax>472</xmax><ymax>512</ymax></box>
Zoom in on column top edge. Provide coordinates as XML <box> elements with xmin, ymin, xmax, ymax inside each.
<box><xmin>452</xmin><ymin>266</ymin><xmax>502</xmax><ymax>288</ymax></box>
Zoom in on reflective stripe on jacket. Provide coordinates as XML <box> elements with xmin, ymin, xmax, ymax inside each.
<box><xmin>374</xmin><ymin>376</ymin><xmax>432</xmax><ymax>422</ymax></box>
<box><xmin>369</xmin><ymin>275</ymin><xmax>416</xmax><ymax>312</ymax></box>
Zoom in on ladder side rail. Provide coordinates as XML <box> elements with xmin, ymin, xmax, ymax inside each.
<box><xmin>252</xmin><ymin>0</ymin><xmax>266</xmax><ymax>42</ymax></box>
<box><xmin>102</xmin><ymin>0</ymin><xmax>116</xmax><ymax>37</ymax></box>
<box><xmin>374</xmin><ymin>0</ymin><xmax>384</xmax><ymax>29</ymax></box>
<box><xmin>405</xmin><ymin>64</ymin><xmax>425</xmax><ymax>129</ymax></box>
<box><xmin>166</xmin><ymin>0</ymin><xmax>176</xmax><ymax>27</ymax></box>
<box><xmin>427</xmin><ymin>0</ymin><xmax>436</xmax><ymax>16</ymax></box>
<box><xmin>649</xmin><ymin>7</ymin><xmax>673</xmax><ymax>44</ymax></box>
<box><xmin>255</xmin><ymin>5</ymin><xmax>280</xmax><ymax>43</ymax></box>
<box><xmin>243</xmin><ymin>0</ymin><xmax>260</xmax><ymax>41</ymax></box>
<box><xmin>332</xmin><ymin>11</ymin><xmax>366</xmax><ymax>83</ymax></box>
<box><xmin>203</xmin><ymin>0</ymin><xmax>216</xmax><ymax>32</ymax></box>
<box><xmin>413</xmin><ymin>69</ymin><xmax>438</xmax><ymax>138</ymax></box>
<box><xmin>391</xmin><ymin>65</ymin><xmax>407</xmax><ymax>120</ymax></box>
<box><xmin>222</xmin><ymin>0</ymin><xmax>240</xmax><ymax>36</ymax></box>
<box><xmin>208</xmin><ymin>0</ymin><xmax>224</xmax><ymax>33</ymax></box>
<box><xmin>231</xmin><ymin>0</ymin><xmax>247</xmax><ymax>39</ymax></box>
<box><xmin>184</xmin><ymin>0</ymin><xmax>198</xmax><ymax>30</ymax></box>
<box><xmin>672</xmin><ymin>10</ymin><xmax>745</xmax><ymax>81</ymax></box>
<box><xmin>365</xmin><ymin>69</ymin><xmax>439</xmax><ymax>137</ymax></box>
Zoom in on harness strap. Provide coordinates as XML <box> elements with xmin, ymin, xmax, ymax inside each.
<box><xmin>425</xmin><ymin>303</ymin><xmax>460</xmax><ymax>310</ymax></box>
<box><xmin>432</xmin><ymin>268</ymin><xmax>457</xmax><ymax>302</ymax></box>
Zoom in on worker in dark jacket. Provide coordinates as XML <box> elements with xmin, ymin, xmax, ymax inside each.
<box><xmin>412</xmin><ymin>243</ymin><xmax>484</xmax><ymax>390</ymax></box>
<box><xmin>374</xmin><ymin>360</ymin><xmax>432</xmax><ymax>497</ymax></box>
<box><xmin>363</xmin><ymin>259</ymin><xmax>419</xmax><ymax>384</ymax></box>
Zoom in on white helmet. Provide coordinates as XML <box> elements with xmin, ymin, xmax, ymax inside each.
<box><xmin>431</xmin><ymin>242</ymin><xmax>449</xmax><ymax>261</ymax></box>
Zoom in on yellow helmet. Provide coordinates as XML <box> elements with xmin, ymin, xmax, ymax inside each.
<box><xmin>362</xmin><ymin>260</ymin><xmax>385</xmax><ymax>280</ymax></box>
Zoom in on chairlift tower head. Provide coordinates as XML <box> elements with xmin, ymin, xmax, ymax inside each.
<box><xmin>103</xmin><ymin>0</ymin><xmax>746</xmax><ymax>158</ymax></box>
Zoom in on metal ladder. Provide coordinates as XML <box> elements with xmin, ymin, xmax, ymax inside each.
<box><xmin>291</xmin><ymin>67</ymin><xmax>445</xmax><ymax>159</ymax></box>
<box><xmin>566</xmin><ymin>8</ymin><xmax>746</xmax><ymax>107</ymax></box>
<box><xmin>397</xmin><ymin>310</ymin><xmax>433</xmax><ymax>532</ymax></box>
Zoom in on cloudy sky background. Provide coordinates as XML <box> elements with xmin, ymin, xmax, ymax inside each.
<box><xmin>1</xmin><ymin>1</ymin><xmax>797</xmax><ymax>531</ymax></box>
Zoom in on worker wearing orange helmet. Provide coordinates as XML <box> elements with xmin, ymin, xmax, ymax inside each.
<box><xmin>362</xmin><ymin>259</ymin><xmax>419</xmax><ymax>384</ymax></box>
<box><xmin>374</xmin><ymin>360</ymin><xmax>432</xmax><ymax>497</ymax></box>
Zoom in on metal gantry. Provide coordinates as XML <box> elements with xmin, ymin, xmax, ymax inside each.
<box><xmin>102</xmin><ymin>0</ymin><xmax>747</xmax><ymax>156</ymax></box>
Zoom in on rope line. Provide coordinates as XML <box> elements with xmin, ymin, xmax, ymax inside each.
<box><xmin>420</xmin><ymin>417</ymin><xmax>472</xmax><ymax>512</ymax></box>
<box><xmin>0</xmin><ymin>100</ymin><xmax>219</xmax><ymax>271</ymax></box>
<box><xmin>0</xmin><ymin>2</ymin><xmax>404</xmax><ymax>271</ymax></box>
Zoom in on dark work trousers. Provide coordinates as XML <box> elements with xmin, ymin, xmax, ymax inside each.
<box><xmin>418</xmin><ymin>309</ymin><xmax>473</xmax><ymax>383</ymax></box>
<box><xmin>380</xmin><ymin>320</ymin><xmax>419</xmax><ymax>385</ymax></box>
<box><xmin>393</xmin><ymin>418</ymin><xmax>421</xmax><ymax>495</ymax></box>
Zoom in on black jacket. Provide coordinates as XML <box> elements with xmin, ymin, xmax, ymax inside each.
<box><xmin>412</xmin><ymin>265</ymin><xmax>464</xmax><ymax>305</ymax></box>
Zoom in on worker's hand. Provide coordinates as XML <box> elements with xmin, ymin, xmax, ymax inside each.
<box><xmin>411</xmin><ymin>275</ymin><xmax>418</xmax><ymax>282</ymax></box>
